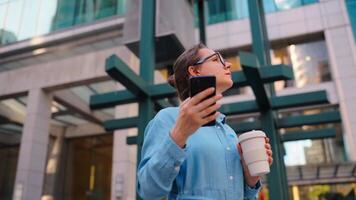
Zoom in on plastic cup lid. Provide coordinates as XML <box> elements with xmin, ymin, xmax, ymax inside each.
<box><xmin>238</xmin><ymin>130</ymin><xmax>266</xmax><ymax>143</ymax></box>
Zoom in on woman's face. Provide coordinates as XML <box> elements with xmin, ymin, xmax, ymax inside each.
<box><xmin>189</xmin><ymin>48</ymin><xmax>233</xmax><ymax>94</ymax></box>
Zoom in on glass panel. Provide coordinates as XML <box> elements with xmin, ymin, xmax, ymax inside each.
<box><xmin>63</xmin><ymin>135</ymin><xmax>112</xmax><ymax>200</ymax></box>
<box><xmin>202</xmin><ymin>0</ymin><xmax>318</xmax><ymax>25</ymax></box>
<box><xmin>0</xmin><ymin>0</ymin><xmax>126</xmax><ymax>45</ymax></box>
<box><xmin>0</xmin><ymin>146</ymin><xmax>19</xmax><ymax>200</ymax></box>
<box><xmin>90</xmin><ymin>81</ymin><xmax>117</xmax><ymax>93</ymax></box>
<box><xmin>36</xmin><ymin>0</ymin><xmax>57</xmax><ymax>36</ymax></box>
<box><xmin>55</xmin><ymin>115</ymin><xmax>89</xmax><ymax>125</ymax></box>
<box><xmin>346</xmin><ymin>0</ymin><xmax>356</xmax><ymax>42</ymax></box>
<box><xmin>70</xmin><ymin>86</ymin><xmax>95</xmax><ymax>104</ymax></box>
<box><xmin>0</xmin><ymin>97</ymin><xmax>26</xmax><ymax>200</ymax></box>
<box><xmin>272</xmin><ymin>40</ymin><xmax>331</xmax><ymax>90</ymax></box>
<box><xmin>17</xmin><ymin>0</ymin><xmax>41</xmax><ymax>41</ymax></box>
<box><xmin>2</xmin><ymin>0</ymin><xmax>23</xmax><ymax>44</ymax></box>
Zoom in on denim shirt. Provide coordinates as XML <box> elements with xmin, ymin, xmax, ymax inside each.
<box><xmin>137</xmin><ymin>107</ymin><xmax>261</xmax><ymax>200</ymax></box>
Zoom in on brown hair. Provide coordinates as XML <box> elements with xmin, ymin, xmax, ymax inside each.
<box><xmin>168</xmin><ymin>43</ymin><xmax>206</xmax><ymax>101</ymax></box>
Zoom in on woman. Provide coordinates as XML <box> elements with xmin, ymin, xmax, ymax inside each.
<box><xmin>137</xmin><ymin>43</ymin><xmax>273</xmax><ymax>199</ymax></box>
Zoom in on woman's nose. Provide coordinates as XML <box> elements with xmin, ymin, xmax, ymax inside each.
<box><xmin>224</xmin><ymin>62</ymin><xmax>232</xmax><ymax>69</ymax></box>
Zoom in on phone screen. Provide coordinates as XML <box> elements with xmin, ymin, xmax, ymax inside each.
<box><xmin>190</xmin><ymin>76</ymin><xmax>216</xmax><ymax>126</ymax></box>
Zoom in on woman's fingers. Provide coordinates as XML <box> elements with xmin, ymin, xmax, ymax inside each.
<box><xmin>200</xmin><ymin>103</ymin><xmax>221</xmax><ymax>118</ymax></box>
<box><xmin>195</xmin><ymin>94</ymin><xmax>222</xmax><ymax>112</ymax></box>
<box><xmin>268</xmin><ymin>156</ymin><xmax>273</xmax><ymax>165</ymax></box>
<box><xmin>189</xmin><ymin>87</ymin><xmax>215</xmax><ymax>106</ymax></box>
<box><xmin>202</xmin><ymin>111</ymin><xmax>220</xmax><ymax>124</ymax></box>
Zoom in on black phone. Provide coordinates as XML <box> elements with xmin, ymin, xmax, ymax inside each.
<box><xmin>190</xmin><ymin>76</ymin><xmax>216</xmax><ymax>126</ymax></box>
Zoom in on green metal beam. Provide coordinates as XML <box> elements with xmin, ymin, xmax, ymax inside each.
<box><xmin>127</xmin><ymin>136</ymin><xmax>138</xmax><ymax>145</ymax></box>
<box><xmin>229</xmin><ymin>120</ymin><xmax>261</xmax><ymax>133</ymax></box>
<box><xmin>106</xmin><ymin>54</ymin><xmax>150</xmax><ymax>97</ymax></box>
<box><xmin>197</xmin><ymin>0</ymin><xmax>206</xmax><ymax>44</ymax></box>
<box><xmin>220</xmin><ymin>101</ymin><xmax>259</xmax><ymax>115</ymax></box>
<box><xmin>277</xmin><ymin>111</ymin><xmax>341</xmax><ymax>128</ymax></box>
<box><xmin>103</xmin><ymin>117</ymin><xmax>140</xmax><ymax>132</ymax></box>
<box><xmin>90</xmin><ymin>67</ymin><xmax>293</xmax><ymax>110</ymax></box>
<box><xmin>240</xmin><ymin>51</ymin><xmax>271</xmax><ymax>109</ymax></box>
<box><xmin>271</xmin><ymin>91</ymin><xmax>329</xmax><ymax>109</ymax></box>
<box><xmin>259</xmin><ymin>64</ymin><xmax>293</xmax><ymax>83</ymax></box>
<box><xmin>89</xmin><ymin>90</ymin><xmax>136</xmax><ymax>110</ymax></box>
<box><xmin>148</xmin><ymin>83</ymin><xmax>176</xmax><ymax>99</ymax></box>
<box><xmin>281</xmin><ymin>128</ymin><xmax>337</xmax><ymax>142</ymax></box>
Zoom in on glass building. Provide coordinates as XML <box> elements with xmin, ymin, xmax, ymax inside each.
<box><xmin>0</xmin><ymin>0</ymin><xmax>356</xmax><ymax>200</ymax></box>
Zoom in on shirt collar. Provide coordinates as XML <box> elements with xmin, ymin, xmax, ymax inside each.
<box><xmin>216</xmin><ymin>113</ymin><xmax>226</xmax><ymax>124</ymax></box>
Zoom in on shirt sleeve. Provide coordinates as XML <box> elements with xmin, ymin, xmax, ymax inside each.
<box><xmin>244</xmin><ymin>180</ymin><xmax>262</xmax><ymax>200</ymax></box>
<box><xmin>137</xmin><ymin>110</ymin><xmax>187</xmax><ymax>199</ymax></box>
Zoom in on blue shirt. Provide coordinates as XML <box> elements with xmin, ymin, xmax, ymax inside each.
<box><xmin>137</xmin><ymin>107</ymin><xmax>261</xmax><ymax>200</ymax></box>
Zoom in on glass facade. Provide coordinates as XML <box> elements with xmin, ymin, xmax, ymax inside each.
<box><xmin>61</xmin><ymin>135</ymin><xmax>113</xmax><ymax>200</ymax></box>
<box><xmin>225</xmin><ymin>40</ymin><xmax>331</xmax><ymax>91</ymax></box>
<box><xmin>0</xmin><ymin>0</ymin><xmax>126</xmax><ymax>45</ymax></box>
<box><xmin>204</xmin><ymin>0</ymin><xmax>319</xmax><ymax>25</ymax></box>
<box><xmin>346</xmin><ymin>0</ymin><xmax>356</xmax><ymax>42</ymax></box>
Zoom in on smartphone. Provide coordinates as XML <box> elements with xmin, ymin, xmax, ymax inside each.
<box><xmin>190</xmin><ymin>76</ymin><xmax>216</xmax><ymax>126</ymax></box>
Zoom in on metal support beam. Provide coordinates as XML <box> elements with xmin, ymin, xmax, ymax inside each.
<box><xmin>240</xmin><ymin>51</ymin><xmax>271</xmax><ymax>109</ymax></box>
<box><xmin>248</xmin><ymin>0</ymin><xmax>289</xmax><ymax>199</ymax></box>
<box><xmin>136</xmin><ymin>2</ymin><xmax>156</xmax><ymax>200</ymax></box>
<box><xmin>271</xmin><ymin>91</ymin><xmax>328</xmax><ymax>109</ymax></box>
<box><xmin>220</xmin><ymin>101</ymin><xmax>259</xmax><ymax>115</ymax></box>
<box><xmin>103</xmin><ymin>117</ymin><xmax>140</xmax><ymax>132</ymax></box>
<box><xmin>90</xmin><ymin>66</ymin><xmax>293</xmax><ymax>110</ymax></box>
<box><xmin>197</xmin><ymin>0</ymin><xmax>206</xmax><ymax>44</ymax></box>
<box><xmin>281</xmin><ymin>128</ymin><xmax>337</xmax><ymax>142</ymax></box>
<box><xmin>90</xmin><ymin>90</ymin><xmax>136</xmax><ymax>110</ymax></box>
<box><xmin>277</xmin><ymin>111</ymin><xmax>341</xmax><ymax>128</ymax></box>
<box><xmin>106</xmin><ymin>54</ymin><xmax>150</xmax><ymax>97</ymax></box>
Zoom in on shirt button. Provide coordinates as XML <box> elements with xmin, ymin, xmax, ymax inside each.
<box><xmin>174</xmin><ymin>166</ymin><xmax>180</xmax><ymax>171</ymax></box>
<box><xmin>226</xmin><ymin>147</ymin><xmax>231</xmax><ymax>151</ymax></box>
<box><xmin>229</xmin><ymin>176</ymin><xmax>234</xmax><ymax>180</ymax></box>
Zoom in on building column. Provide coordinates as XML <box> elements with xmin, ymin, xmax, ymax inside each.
<box><xmin>13</xmin><ymin>89</ymin><xmax>52</xmax><ymax>200</ymax></box>
<box><xmin>111</xmin><ymin>104</ymin><xmax>138</xmax><ymax>200</ymax></box>
<box><xmin>41</xmin><ymin>127</ymin><xmax>66</xmax><ymax>200</ymax></box>
<box><xmin>323</xmin><ymin>0</ymin><xmax>356</xmax><ymax>161</ymax></box>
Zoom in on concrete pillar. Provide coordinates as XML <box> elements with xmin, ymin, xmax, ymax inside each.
<box><xmin>13</xmin><ymin>89</ymin><xmax>52</xmax><ymax>200</ymax></box>
<box><xmin>323</xmin><ymin>0</ymin><xmax>356</xmax><ymax>161</ymax></box>
<box><xmin>41</xmin><ymin>127</ymin><xmax>66</xmax><ymax>200</ymax></box>
<box><xmin>111</xmin><ymin>103</ymin><xmax>138</xmax><ymax>200</ymax></box>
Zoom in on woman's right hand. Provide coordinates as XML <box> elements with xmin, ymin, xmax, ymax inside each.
<box><xmin>170</xmin><ymin>87</ymin><xmax>222</xmax><ymax>148</ymax></box>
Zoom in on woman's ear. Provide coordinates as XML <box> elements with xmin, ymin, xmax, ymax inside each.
<box><xmin>187</xmin><ymin>66</ymin><xmax>200</xmax><ymax>76</ymax></box>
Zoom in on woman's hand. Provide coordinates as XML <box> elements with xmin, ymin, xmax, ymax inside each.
<box><xmin>237</xmin><ymin>137</ymin><xmax>273</xmax><ymax>187</ymax></box>
<box><xmin>171</xmin><ymin>87</ymin><xmax>222</xmax><ymax>148</ymax></box>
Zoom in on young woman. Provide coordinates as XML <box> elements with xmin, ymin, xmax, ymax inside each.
<box><xmin>137</xmin><ymin>43</ymin><xmax>273</xmax><ymax>200</ymax></box>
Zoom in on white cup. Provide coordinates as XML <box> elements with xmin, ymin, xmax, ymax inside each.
<box><xmin>238</xmin><ymin>130</ymin><xmax>270</xmax><ymax>176</ymax></box>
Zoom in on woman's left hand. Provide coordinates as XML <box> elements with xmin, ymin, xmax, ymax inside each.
<box><xmin>237</xmin><ymin>137</ymin><xmax>273</xmax><ymax>187</ymax></box>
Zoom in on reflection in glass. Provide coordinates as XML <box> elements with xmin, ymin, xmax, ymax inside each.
<box><xmin>271</xmin><ymin>40</ymin><xmax>331</xmax><ymax>91</ymax></box>
<box><xmin>203</xmin><ymin>0</ymin><xmax>318</xmax><ymax>25</ymax></box>
<box><xmin>62</xmin><ymin>135</ymin><xmax>113</xmax><ymax>200</ymax></box>
<box><xmin>0</xmin><ymin>0</ymin><xmax>126</xmax><ymax>45</ymax></box>
<box><xmin>346</xmin><ymin>0</ymin><xmax>356</xmax><ymax>42</ymax></box>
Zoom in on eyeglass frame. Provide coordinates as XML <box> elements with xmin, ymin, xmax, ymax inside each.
<box><xmin>192</xmin><ymin>52</ymin><xmax>226</xmax><ymax>67</ymax></box>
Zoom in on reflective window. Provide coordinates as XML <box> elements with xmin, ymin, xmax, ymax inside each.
<box><xmin>279</xmin><ymin>106</ymin><xmax>346</xmax><ymax>166</ymax></box>
<box><xmin>61</xmin><ymin>135</ymin><xmax>113</xmax><ymax>200</ymax></box>
<box><xmin>272</xmin><ymin>40</ymin><xmax>332</xmax><ymax>90</ymax></box>
<box><xmin>346</xmin><ymin>0</ymin><xmax>356</xmax><ymax>42</ymax></box>
<box><xmin>0</xmin><ymin>0</ymin><xmax>126</xmax><ymax>45</ymax></box>
<box><xmin>203</xmin><ymin>0</ymin><xmax>319</xmax><ymax>25</ymax></box>
<box><xmin>224</xmin><ymin>40</ymin><xmax>331</xmax><ymax>92</ymax></box>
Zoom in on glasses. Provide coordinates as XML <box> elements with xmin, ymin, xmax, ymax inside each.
<box><xmin>192</xmin><ymin>52</ymin><xmax>226</xmax><ymax>67</ymax></box>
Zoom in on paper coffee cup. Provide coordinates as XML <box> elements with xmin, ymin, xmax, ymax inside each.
<box><xmin>238</xmin><ymin>130</ymin><xmax>270</xmax><ymax>176</ymax></box>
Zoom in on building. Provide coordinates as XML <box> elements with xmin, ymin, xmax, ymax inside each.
<box><xmin>0</xmin><ymin>0</ymin><xmax>355</xmax><ymax>200</ymax></box>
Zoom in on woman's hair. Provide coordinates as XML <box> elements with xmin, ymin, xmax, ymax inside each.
<box><xmin>168</xmin><ymin>43</ymin><xmax>206</xmax><ymax>101</ymax></box>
